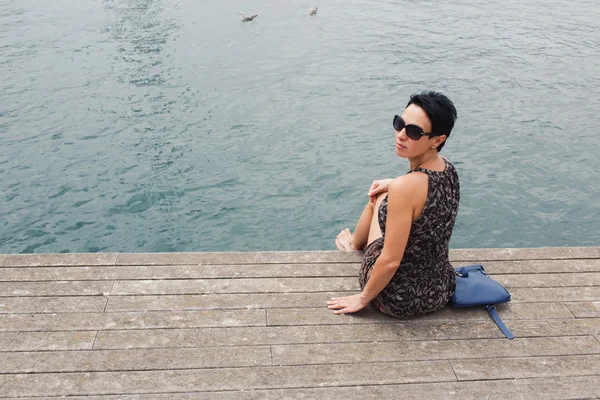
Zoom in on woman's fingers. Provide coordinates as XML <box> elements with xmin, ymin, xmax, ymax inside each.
<box><xmin>327</xmin><ymin>294</ymin><xmax>365</xmax><ymax>315</ymax></box>
<box><xmin>327</xmin><ymin>298</ymin><xmax>345</xmax><ymax>309</ymax></box>
<box><xmin>368</xmin><ymin>183</ymin><xmax>379</xmax><ymax>196</ymax></box>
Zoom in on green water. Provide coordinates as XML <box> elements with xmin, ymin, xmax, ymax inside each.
<box><xmin>1</xmin><ymin>0</ymin><xmax>599</xmax><ymax>253</ymax></box>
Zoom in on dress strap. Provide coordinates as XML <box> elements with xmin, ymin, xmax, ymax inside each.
<box><xmin>408</xmin><ymin>157</ymin><xmax>448</xmax><ymax>176</ymax></box>
<box><xmin>409</xmin><ymin>167</ymin><xmax>429</xmax><ymax>176</ymax></box>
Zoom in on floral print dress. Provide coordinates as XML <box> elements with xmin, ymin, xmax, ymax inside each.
<box><xmin>359</xmin><ymin>158</ymin><xmax>460</xmax><ymax>318</ymax></box>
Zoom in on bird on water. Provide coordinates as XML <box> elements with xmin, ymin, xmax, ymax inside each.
<box><xmin>239</xmin><ymin>13</ymin><xmax>258</xmax><ymax>21</ymax></box>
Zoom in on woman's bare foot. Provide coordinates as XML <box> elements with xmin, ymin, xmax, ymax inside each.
<box><xmin>335</xmin><ymin>228</ymin><xmax>356</xmax><ymax>251</ymax></box>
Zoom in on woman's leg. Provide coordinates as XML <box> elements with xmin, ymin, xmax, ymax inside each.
<box><xmin>336</xmin><ymin>192</ymin><xmax>386</xmax><ymax>251</ymax></box>
<box><xmin>352</xmin><ymin>202</ymin><xmax>376</xmax><ymax>250</ymax></box>
<box><xmin>366</xmin><ymin>193</ymin><xmax>386</xmax><ymax>246</ymax></box>
<box><xmin>336</xmin><ymin>202</ymin><xmax>372</xmax><ymax>251</ymax></box>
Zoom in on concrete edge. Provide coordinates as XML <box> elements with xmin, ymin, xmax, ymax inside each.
<box><xmin>0</xmin><ymin>253</ymin><xmax>120</xmax><ymax>267</ymax></box>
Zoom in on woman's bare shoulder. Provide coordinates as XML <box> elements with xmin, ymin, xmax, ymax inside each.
<box><xmin>387</xmin><ymin>173</ymin><xmax>429</xmax><ymax>210</ymax></box>
<box><xmin>389</xmin><ymin>172</ymin><xmax>428</xmax><ymax>191</ymax></box>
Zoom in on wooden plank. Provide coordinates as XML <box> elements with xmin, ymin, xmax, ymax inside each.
<box><xmin>565</xmin><ymin>302</ymin><xmax>600</xmax><ymax>318</ymax></box>
<box><xmin>111</xmin><ymin>277</ymin><xmax>357</xmax><ymax>295</ymax></box>
<box><xmin>105</xmin><ymin>292</ymin><xmax>353</xmax><ymax>312</ymax></box>
<box><xmin>266</xmin><ymin>303</ymin><xmax>574</xmax><ymax>326</ymax></box>
<box><xmin>106</xmin><ymin>291</ymin><xmax>576</xmax><ymax>316</ymax></box>
<box><xmin>5</xmin><ymin>260</ymin><xmax>600</xmax><ymax>281</ymax></box>
<box><xmin>267</xmin><ymin>305</ymin><xmax>400</xmax><ymax>326</ymax></box>
<box><xmin>104</xmin><ymin>288</ymin><xmax>598</xmax><ymax>311</ymax></box>
<box><xmin>0</xmin><ymin>281</ymin><xmax>113</xmax><ymax>297</ymax></box>
<box><xmin>7</xmin><ymin>260</ymin><xmax>600</xmax><ymax>281</ymax></box>
<box><xmin>0</xmin><ymin>253</ymin><xmax>118</xmax><ymax>267</ymax></box>
<box><xmin>495</xmin><ymin>272</ymin><xmax>600</xmax><ymax>288</ymax></box>
<box><xmin>7</xmin><ymin>375</ymin><xmax>600</xmax><ymax>400</ymax></box>
<box><xmin>479</xmin><ymin>259</ymin><xmax>600</xmax><ymax>274</ymax></box>
<box><xmin>451</xmin><ymin>354</ymin><xmax>600</xmax><ymax>381</ymax></box>
<box><xmin>0</xmin><ymin>263</ymin><xmax>360</xmax><ymax>281</ymax></box>
<box><xmin>272</xmin><ymin>336</ymin><xmax>600</xmax><ymax>365</ymax></box>
<box><xmin>0</xmin><ymin>309</ymin><xmax>266</xmax><ymax>332</ymax></box>
<box><xmin>2</xmin><ymin>248</ymin><xmax>597</xmax><ymax>268</ymax></box>
<box><xmin>511</xmin><ymin>318</ymin><xmax>600</xmax><ymax>337</ymax></box>
<box><xmin>5</xmin><ymin>277</ymin><xmax>598</xmax><ymax>299</ymax></box>
<box><xmin>111</xmin><ymin>247</ymin><xmax>600</xmax><ymax>266</ymax></box>
<box><xmin>0</xmin><ymin>296</ymin><xmax>107</xmax><ymax>313</ymax></box>
<box><xmin>0</xmin><ymin>331</ymin><xmax>96</xmax><ymax>351</ymax></box>
<box><xmin>510</xmin><ymin>287</ymin><xmax>600</xmax><ymax>302</ymax></box>
<box><xmin>0</xmin><ymin>346</ymin><xmax>272</xmax><ymax>373</ymax></box>
<box><xmin>93</xmin><ymin>323</ymin><xmax>500</xmax><ymax>349</ymax></box>
<box><xmin>109</xmin><ymin>276</ymin><xmax>600</xmax><ymax>295</ymax></box>
<box><xmin>115</xmin><ymin>251</ymin><xmax>363</xmax><ymax>266</ymax></box>
<box><xmin>0</xmin><ymin>360</ymin><xmax>455</xmax><ymax>397</ymax></box>
<box><xmin>94</xmin><ymin>319</ymin><xmax>600</xmax><ymax>349</ymax></box>
<box><xmin>510</xmin><ymin>318</ymin><xmax>600</xmax><ymax>337</ymax></box>
<box><xmin>449</xmin><ymin>247</ymin><xmax>600</xmax><ymax>261</ymax></box>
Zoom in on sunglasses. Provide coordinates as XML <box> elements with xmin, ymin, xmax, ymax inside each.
<box><xmin>393</xmin><ymin>115</ymin><xmax>439</xmax><ymax>141</ymax></box>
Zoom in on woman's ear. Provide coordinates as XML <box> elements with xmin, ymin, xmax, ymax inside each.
<box><xmin>433</xmin><ymin>135</ymin><xmax>447</xmax><ymax>148</ymax></box>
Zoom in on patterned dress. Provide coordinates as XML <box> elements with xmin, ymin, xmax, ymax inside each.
<box><xmin>359</xmin><ymin>157</ymin><xmax>460</xmax><ymax>317</ymax></box>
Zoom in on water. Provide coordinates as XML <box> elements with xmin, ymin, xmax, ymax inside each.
<box><xmin>1</xmin><ymin>0</ymin><xmax>599</xmax><ymax>254</ymax></box>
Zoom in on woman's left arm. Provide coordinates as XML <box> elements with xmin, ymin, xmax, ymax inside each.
<box><xmin>327</xmin><ymin>175</ymin><xmax>421</xmax><ymax>314</ymax></box>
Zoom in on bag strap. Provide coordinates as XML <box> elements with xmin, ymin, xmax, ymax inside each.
<box><xmin>485</xmin><ymin>305</ymin><xmax>515</xmax><ymax>339</ymax></box>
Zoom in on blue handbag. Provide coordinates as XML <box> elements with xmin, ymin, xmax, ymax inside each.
<box><xmin>450</xmin><ymin>264</ymin><xmax>514</xmax><ymax>339</ymax></box>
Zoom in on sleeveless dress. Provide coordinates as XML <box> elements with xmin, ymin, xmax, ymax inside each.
<box><xmin>359</xmin><ymin>157</ymin><xmax>460</xmax><ymax>318</ymax></box>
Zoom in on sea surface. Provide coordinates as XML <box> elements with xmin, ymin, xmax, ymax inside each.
<box><xmin>1</xmin><ymin>0</ymin><xmax>599</xmax><ymax>253</ymax></box>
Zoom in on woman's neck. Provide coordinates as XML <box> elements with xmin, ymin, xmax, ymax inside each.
<box><xmin>409</xmin><ymin>150</ymin><xmax>439</xmax><ymax>171</ymax></box>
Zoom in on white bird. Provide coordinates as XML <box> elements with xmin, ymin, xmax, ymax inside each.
<box><xmin>239</xmin><ymin>13</ymin><xmax>258</xmax><ymax>22</ymax></box>
<box><xmin>310</xmin><ymin>5</ymin><xmax>318</xmax><ymax>15</ymax></box>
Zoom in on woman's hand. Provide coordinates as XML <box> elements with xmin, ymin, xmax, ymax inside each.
<box><xmin>327</xmin><ymin>294</ymin><xmax>369</xmax><ymax>314</ymax></box>
<box><xmin>368</xmin><ymin>179</ymin><xmax>393</xmax><ymax>203</ymax></box>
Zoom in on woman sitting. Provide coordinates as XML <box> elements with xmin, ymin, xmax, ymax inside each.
<box><xmin>329</xmin><ymin>91</ymin><xmax>460</xmax><ymax>318</ymax></box>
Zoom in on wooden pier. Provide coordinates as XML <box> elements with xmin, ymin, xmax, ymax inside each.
<box><xmin>0</xmin><ymin>247</ymin><xmax>599</xmax><ymax>398</ymax></box>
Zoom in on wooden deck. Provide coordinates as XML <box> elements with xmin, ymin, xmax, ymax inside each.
<box><xmin>0</xmin><ymin>247</ymin><xmax>599</xmax><ymax>399</ymax></box>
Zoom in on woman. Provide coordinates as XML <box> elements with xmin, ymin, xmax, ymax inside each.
<box><xmin>328</xmin><ymin>91</ymin><xmax>459</xmax><ymax>318</ymax></box>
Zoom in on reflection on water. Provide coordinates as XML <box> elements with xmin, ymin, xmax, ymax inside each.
<box><xmin>102</xmin><ymin>0</ymin><xmax>176</xmax><ymax>86</ymax></box>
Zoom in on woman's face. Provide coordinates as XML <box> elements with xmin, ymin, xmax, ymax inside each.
<box><xmin>395</xmin><ymin>104</ymin><xmax>444</xmax><ymax>157</ymax></box>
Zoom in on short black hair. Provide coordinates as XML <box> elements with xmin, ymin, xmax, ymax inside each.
<box><xmin>406</xmin><ymin>91</ymin><xmax>457</xmax><ymax>152</ymax></box>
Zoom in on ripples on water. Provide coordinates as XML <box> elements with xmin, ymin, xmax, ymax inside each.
<box><xmin>0</xmin><ymin>0</ymin><xmax>599</xmax><ymax>253</ymax></box>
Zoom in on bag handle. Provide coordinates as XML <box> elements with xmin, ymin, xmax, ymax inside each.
<box><xmin>486</xmin><ymin>305</ymin><xmax>514</xmax><ymax>339</ymax></box>
<box><xmin>456</xmin><ymin>265</ymin><xmax>486</xmax><ymax>277</ymax></box>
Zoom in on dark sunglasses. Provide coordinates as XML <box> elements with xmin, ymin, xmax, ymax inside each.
<box><xmin>393</xmin><ymin>115</ymin><xmax>439</xmax><ymax>140</ymax></box>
